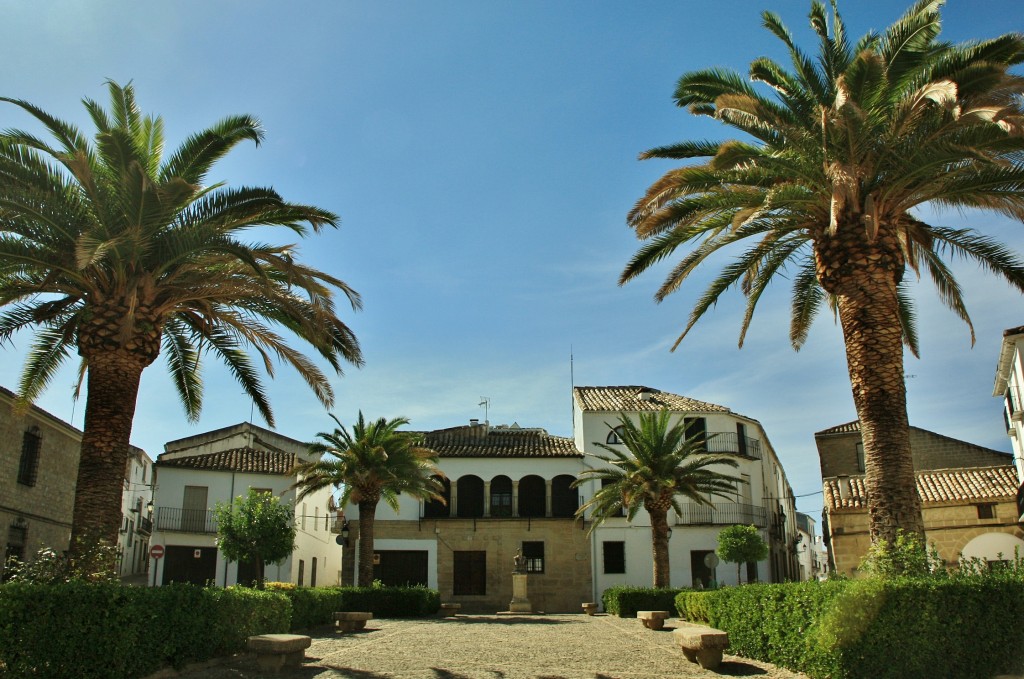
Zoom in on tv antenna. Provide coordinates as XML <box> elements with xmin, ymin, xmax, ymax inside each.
<box><xmin>478</xmin><ymin>397</ymin><xmax>490</xmax><ymax>424</ymax></box>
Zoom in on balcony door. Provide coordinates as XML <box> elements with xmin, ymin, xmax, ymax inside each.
<box><xmin>182</xmin><ymin>486</ymin><xmax>208</xmax><ymax>532</ymax></box>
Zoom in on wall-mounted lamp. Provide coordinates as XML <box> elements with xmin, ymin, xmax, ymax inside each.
<box><xmin>146</xmin><ymin>500</ymin><xmax>154</xmax><ymax>514</ymax></box>
<box><xmin>666</xmin><ymin>528</ymin><xmax>673</xmax><ymax>539</ymax></box>
<box><xmin>340</xmin><ymin>519</ymin><xmax>351</xmax><ymax>547</ymax></box>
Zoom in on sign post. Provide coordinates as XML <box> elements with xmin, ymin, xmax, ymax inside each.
<box><xmin>149</xmin><ymin>545</ymin><xmax>164</xmax><ymax>587</ymax></box>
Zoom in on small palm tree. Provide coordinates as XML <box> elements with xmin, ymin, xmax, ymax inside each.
<box><xmin>573</xmin><ymin>410</ymin><xmax>741</xmax><ymax>588</ymax></box>
<box><xmin>621</xmin><ymin>1</ymin><xmax>1024</xmax><ymax>546</ymax></box>
<box><xmin>0</xmin><ymin>82</ymin><xmax>362</xmax><ymax>555</ymax></box>
<box><xmin>292</xmin><ymin>412</ymin><xmax>445</xmax><ymax>587</ymax></box>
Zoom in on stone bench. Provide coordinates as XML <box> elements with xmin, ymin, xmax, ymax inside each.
<box><xmin>582</xmin><ymin>602</ymin><xmax>599</xmax><ymax>616</ymax></box>
<box><xmin>246</xmin><ymin>634</ymin><xmax>311</xmax><ymax>674</ymax></box>
<box><xmin>673</xmin><ymin>622</ymin><xmax>730</xmax><ymax>670</ymax></box>
<box><xmin>439</xmin><ymin>603</ymin><xmax>461</xmax><ymax>617</ymax></box>
<box><xmin>637</xmin><ymin>610</ymin><xmax>670</xmax><ymax>630</ymax></box>
<box><xmin>334</xmin><ymin>611</ymin><xmax>373</xmax><ymax>632</ymax></box>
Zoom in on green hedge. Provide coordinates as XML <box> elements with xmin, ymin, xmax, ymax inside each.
<box><xmin>0</xmin><ymin>582</ymin><xmax>289</xmax><ymax>679</ymax></box>
<box><xmin>675</xmin><ymin>575</ymin><xmax>1024</xmax><ymax>679</ymax></box>
<box><xmin>285</xmin><ymin>585</ymin><xmax>442</xmax><ymax>630</ymax></box>
<box><xmin>601</xmin><ymin>586</ymin><xmax>687</xmax><ymax>617</ymax></box>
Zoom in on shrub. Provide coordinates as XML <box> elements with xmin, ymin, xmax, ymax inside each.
<box><xmin>0</xmin><ymin>582</ymin><xmax>289</xmax><ymax>679</ymax></box>
<box><xmin>601</xmin><ymin>586</ymin><xmax>687</xmax><ymax>617</ymax></box>
<box><xmin>280</xmin><ymin>585</ymin><xmax>442</xmax><ymax>630</ymax></box>
<box><xmin>675</xmin><ymin>575</ymin><xmax>1024</xmax><ymax>679</ymax></box>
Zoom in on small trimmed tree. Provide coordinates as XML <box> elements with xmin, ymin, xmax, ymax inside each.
<box><xmin>717</xmin><ymin>524</ymin><xmax>768</xmax><ymax>584</ymax></box>
<box><xmin>214</xmin><ymin>489</ymin><xmax>297</xmax><ymax>589</ymax></box>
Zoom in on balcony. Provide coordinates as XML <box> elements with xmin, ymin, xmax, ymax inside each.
<box><xmin>705</xmin><ymin>432</ymin><xmax>762</xmax><ymax>459</ymax></box>
<box><xmin>674</xmin><ymin>502</ymin><xmax>768</xmax><ymax>528</ymax></box>
<box><xmin>136</xmin><ymin>516</ymin><xmax>153</xmax><ymax>537</ymax></box>
<box><xmin>154</xmin><ymin>507</ymin><xmax>217</xmax><ymax>534</ymax></box>
<box><xmin>1008</xmin><ymin>386</ymin><xmax>1023</xmax><ymax>422</ymax></box>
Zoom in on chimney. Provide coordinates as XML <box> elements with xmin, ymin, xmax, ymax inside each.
<box><xmin>470</xmin><ymin>418</ymin><xmax>480</xmax><ymax>427</ymax></box>
<box><xmin>638</xmin><ymin>388</ymin><xmax>653</xmax><ymax>402</ymax></box>
<box><xmin>836</xmin><ymin>475</ymin><xmax>851</xmax><ymax>504</ymax></box>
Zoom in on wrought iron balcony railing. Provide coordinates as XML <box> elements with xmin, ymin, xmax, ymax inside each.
<box><xmin>1007</xmin><ymin>386</ymin><xmax>1023</xmax><ymax>421</ymax></box>
<box><xmin>136</xmin><ymin>516</ymin><xmax>153</xmax><ymax>537</ymax></box>
<box><xmin>704</xmin><ymin>432</ymin><xmax>762</xmax><ymax>459</ymax></box>
<box><xmin>154</xmin><ymin>507</ymin><xmax>217</xmax><ymax>534</ymax></box>
<box><xmin>674</xmin><ymin>502</ymin><xmax>768</xmax><ymax>528</ymax></box>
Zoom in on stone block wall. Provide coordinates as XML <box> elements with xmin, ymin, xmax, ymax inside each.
<box><xmin>827</xmin><ymin>499</ymin><xmax>1022</xmax><ymax>575</ymax></box>
<box><xmin>0</xmin><ymin>390</ymin><xmax>81</xmax><ymax>575</ymax></box>
<box><xmin>350</xmin><ymin>517</ymin><xmax>593</xmax><ymax>612</ymax></box>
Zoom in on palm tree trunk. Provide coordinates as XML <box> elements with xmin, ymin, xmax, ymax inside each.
<box><xmin>816</xmin><ymin>229</ymin><xmax>924</xmax><ymax>547</ymax></box>
<box><xmin>358</xmin><ymin>500</ymin><xmax>377</xmax><ymax>587</ymax></box>
<box><xmin>69</xmin><ymin>351</ymin><xmax>146</xmax><ymax>559</ymax></box>
<box><xmin>650</xmin><ymin>507</ymin><xmax>671</xmax><ymax>588</ymax></box>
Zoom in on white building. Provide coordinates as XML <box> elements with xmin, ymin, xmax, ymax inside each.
<box><xmin>573</xmin><ymin>386</ymin><xmax>800</xmax><ymax>595</ymax></box>
<box><xmin>117</xmin><ymin>445</ymin><xmax>153</xmax><ymax>580</ymax></box>
<box><xmin>351</xmin><ymin>385</ymin><xmax>802</xmax><ymax>612</ymax></box>
<box><xmin>795</xmin><ymin>512</ymin><xmax>827</xmax><ymax>581</ymax></box>
<box><xmin>995</xmin><ymin>324</ymin><xmax>1024</xmax><ymax>491</ymax></box>
<box><xmin>148</xmin><ymin>422</ymin><xmax>340</xmax><ymax>587</ymax></box>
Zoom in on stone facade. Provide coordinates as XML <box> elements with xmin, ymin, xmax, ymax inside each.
<box><xmin>817</xmin><ymin>420</ymin><xmax>1019</xmax><ymax>575</ymax></box>
<box><xmin>827</xmin><ymin>496</ymin><xmax>1022</xmax><ymax>574</ymax></box>
<box><xmin>0</xmin><ymin>387</ymin><xmax>82</xmax><ymax>576</ymax></box>
<box><xmin>351</xmin><ymin>518</ymin><xmax>593</xmax><ymax>613</ymax></box>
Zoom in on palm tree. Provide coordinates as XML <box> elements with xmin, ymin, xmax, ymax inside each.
<box><xmin>621</xmin><ymin>1</ymin><xmax>1024</xmax><ymax>546</ymax></box>
<box><xmin>292</xmin><ymin>412</ymin><xmax>445</xmax><ymax>587</ymax></box>
<box><xmin>573</xmin><ymin>410</ymin><xmax>741</xmax><ymax>588</ymax></box>
<box><xmin>0</xmin><ymin>81</ymin><xmax>363</xmax><ymax>555</ymax></box>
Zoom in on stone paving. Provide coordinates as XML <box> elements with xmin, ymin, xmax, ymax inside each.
<box><xmin>171</xmin><ymin>614</ymin><xmax>810</xmax><ymax>679</ymax></box>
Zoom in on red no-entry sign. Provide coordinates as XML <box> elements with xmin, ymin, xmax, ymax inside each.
<box><xmin>150</xmin><ymin>545</ymin><xmax>165</xmax><ymax>559</ymax></box>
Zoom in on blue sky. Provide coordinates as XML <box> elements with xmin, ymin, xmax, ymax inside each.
<box><xmin>1</xmin><ymin>1</ymin><xmax>1021</xmax><ymax>520</ymax></box>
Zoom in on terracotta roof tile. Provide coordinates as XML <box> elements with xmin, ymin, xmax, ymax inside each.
<box><xmin>421</xmin><ymin>425</ymin><xmax>580</xmax><ymax>458</ymax></box>
<box><xmin>824</xmin><ymin>466</ymin><xmax>1018</xmax><ymax>511</ymax></box>
<box><xmin>816</xmin><ymin>421</ymin><xmax>861</xmax><ymax>436</ymax></box>
<box><xmin>573</xmin><ymin>386</ymin><xmax>731</xmax><ymax>414</ymax></box>
<box><xmin>156</xmin><ymin>448</ymin><xmax>298</xmax><ymax>474</ymax></box>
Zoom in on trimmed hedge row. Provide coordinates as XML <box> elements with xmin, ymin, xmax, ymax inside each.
<box><xmin>601</xmin><ymin>585</ymin><xmax>688</xmax><ymax>617</ymax></box>
<box><xmin>675</xmin><ymin>576</ymin><xmax>1024</xmax><ymax>679</ymax></box>
<box><xmin>0</xmin><ymin>582</ymin><xmax>290</xmax><ymax>679</ymax></box>
<box><xmin>284</xmin><ymin>585</ymin><xmax>441</xmax><ymax>629</ymax></box>
<box><xmin>0</xmin><ymin>582</ymin><xmax>441</xmax><ymax>678</ymax></box>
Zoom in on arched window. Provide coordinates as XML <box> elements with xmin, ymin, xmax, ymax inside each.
<box><xmin>456</xmin><ymin>475</ymin><xmax>485</xmax><ymax>518</ymax></box>
<box><xmin>490</xmin><ymin>475</ymin><xmax>513</xmax><ymax>517</ymax></box>
<box><xmin>551</xmin><ymin>475</ymin><xmax>578</xmax><ymax>518</ymax></box>
<box><xmin>518</xmin><ymin>475</ymin><xmax>546</xmax><ymax>518</ymax></box>
<box><xmin>17</xmin><ymin>427</ymin><xmax>41</xmax><ymax>487</ymax></box>
<box><xmin>423</xmin><ymin>476</ymin><xmax>450</xmax><ymax>518</ymax></box>
<box><xmin>606</xmin><ymin>426</ymin><xmax>626</xmax><ymax>445</ymax></box>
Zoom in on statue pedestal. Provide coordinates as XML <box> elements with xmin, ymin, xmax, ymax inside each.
<box><xmin>508</xmin><ymin>572</ymin><xmax>532</xmax><ymax>613</ymax></box>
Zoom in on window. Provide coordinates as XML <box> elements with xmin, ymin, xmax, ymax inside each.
<box><xmin>977</xmin><ymin>503</ymin><xmax>997</xmax><ymax>519</ymax></box>
<box><xmin>522</xmin><ymin>541</ymin><xmax>544</xmax><ymax>573</ymax></box>
<box><xmin>855</xmin><ymin>443</ymin><xmax>865</xmax><ymax>473</ymax></box>
<box><xmin>684</xmin><ymin>417</ymin><xmax>707</xmax><ymax>451</ymax></box>
<box><xmin>298</xmin><ymin>559</ymin><xmax>305</xmax><ymax>586</ymax></box>
<box><xmin>606</xmin><ymin>426</ymin><xmax>626</xmax><ymax>445</ymax></box>
<box><xmin>453</xmin><ymin>551</ymin><xmax>486</xmax><ymax>595</ymax></box>
<box><xmin>311</xmin><ymin>557</ymin><xmax>318</xmax><ymax>587</ymax></box>
<box><xmin>490</xmin><ymin>476</ymin><xmax>513</xmax><ymax>517</ymax></box>
<box><xmin>17</xmin><ymin>427</ymin><xmax>41</xmax><ymax>487</ymax></box>
<box><xmin>302</xmin><ymin>503</ymin><xmax>307</xmax><ymax>531</ymax></box>
<box><xmin>603</xmin><ymin>541</ymin><xmax>625</xmax><ymax>574</ymax></box>
<box><xmin>314</xmin><ymin>507</ymin><xmax>319</xmax><ymax>532</ymax></box>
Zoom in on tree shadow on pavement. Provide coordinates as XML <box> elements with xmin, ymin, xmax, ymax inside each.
<box><xmin>444</xmin><ymin>616</ymin><xmax>571</xmax><ymax>625</ymax></box>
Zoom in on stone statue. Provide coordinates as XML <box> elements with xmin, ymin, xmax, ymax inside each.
<box><xmin>513</xmin><ymin>548</ymin><xmax>525</xmax><ymax>574</ymax></box>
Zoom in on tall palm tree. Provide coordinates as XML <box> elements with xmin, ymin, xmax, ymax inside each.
<box><xmin>0</xmin><ymin>81</ymin><xmax>363</xmax><ymax>554</ymax></box>
<box><xmin>292</xmin><ymin>412</ymin><xmax>445</xmax><ymax>587</ymax></box>
<box><xmin>622</xmin><ymin>1</ymin><xmax>1024</xmax><ymax>546</ymax></box>
<box><xmin>573</xmin><ymin>410</ymin><xmax>741</xmax><ymax>588</ymax></box>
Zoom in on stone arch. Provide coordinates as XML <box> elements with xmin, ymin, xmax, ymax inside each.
<box><xmin>958</xmin><ymin>531</ymin><xmax>1024</xmax><ymax>564</ymax></box>
<box><xmin>518</xmin><ymin>475</ymin><xmax>546</xmax><ymax>518</ymax></box>
<box><xmin>423</xmin><ymin>476</ymin><xmax>450</xmax><ymax>518</ymax></box>
<box><xmin>490</xmin><ymin>475</ymin><xmax>513</xmax><ymax>517</ymax></box>
<box><xmin>456</xmin><ymin>475</ymin><xmax>485</xmax><ymax>518</ymax></box>
<box><xmin>551</xmin><ymin>474</ymin><xmax>578</xmax><ymax>517</ymax></box>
